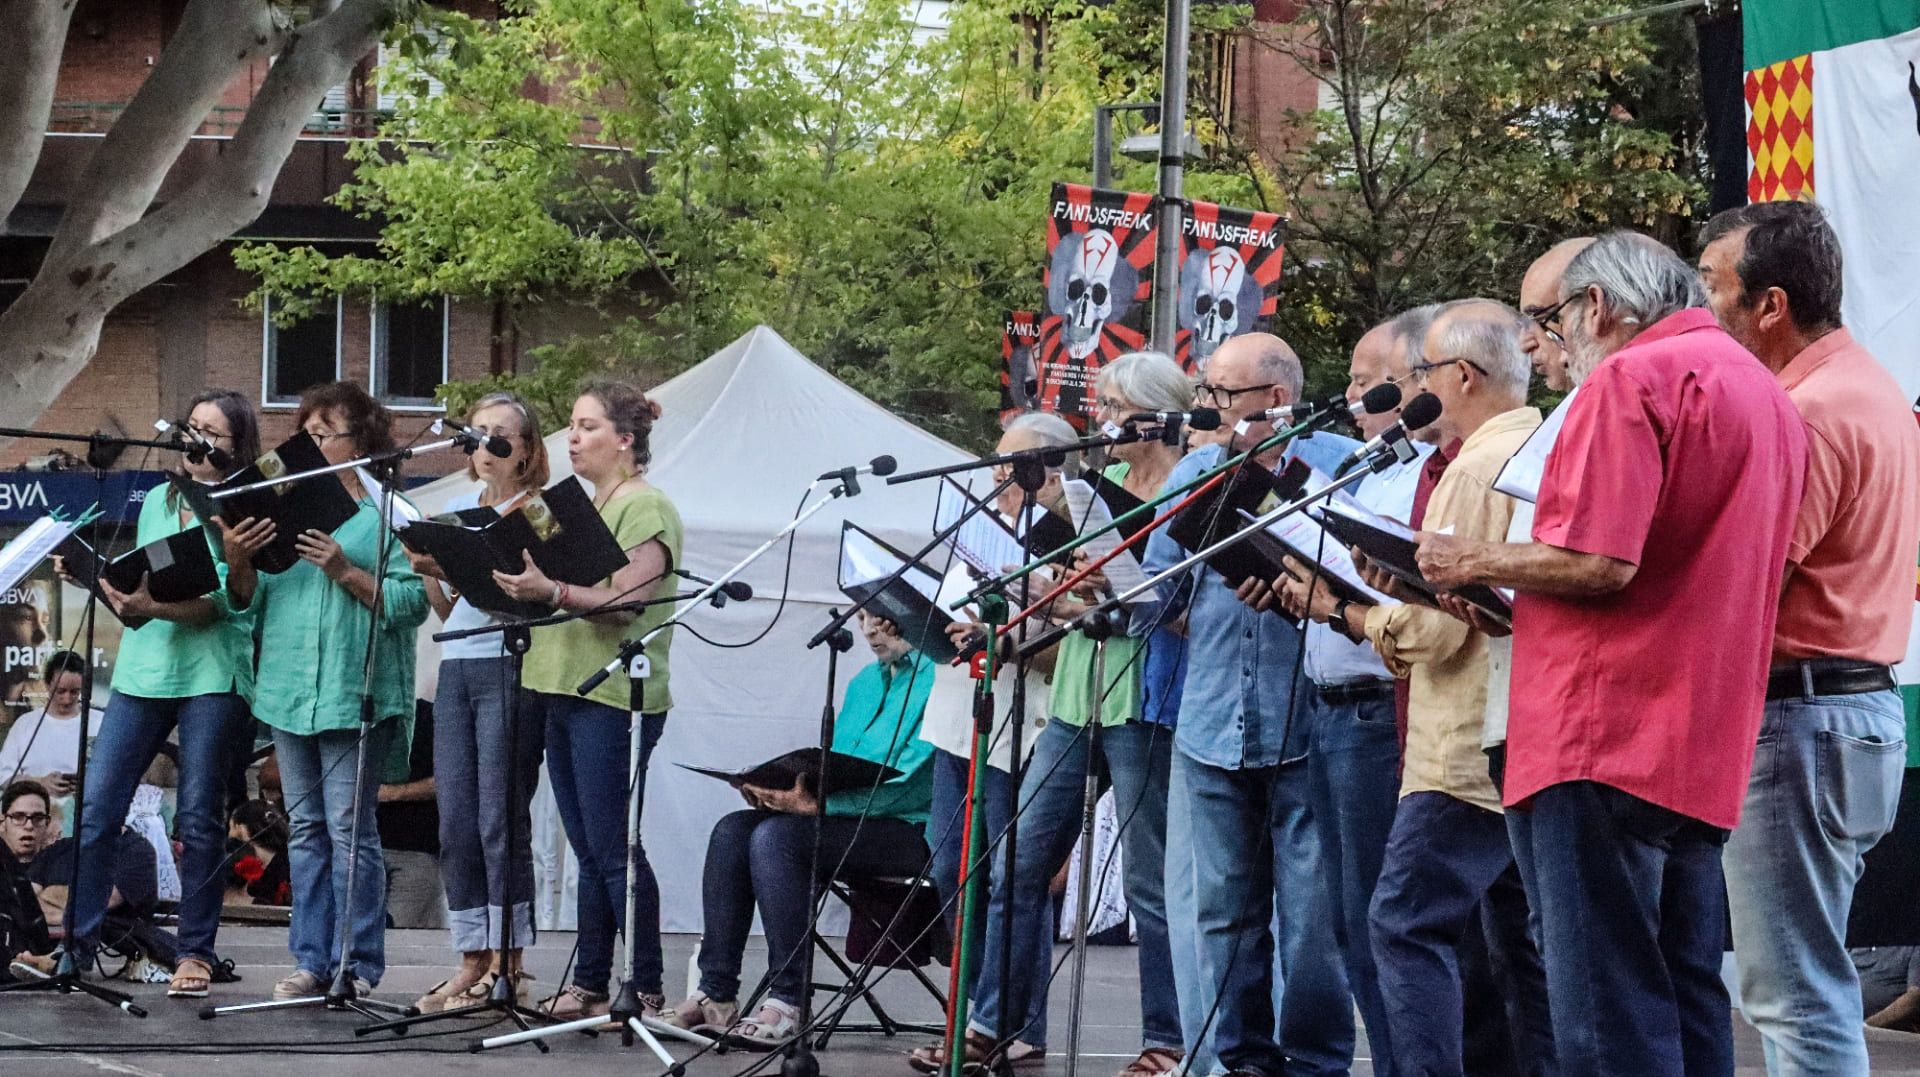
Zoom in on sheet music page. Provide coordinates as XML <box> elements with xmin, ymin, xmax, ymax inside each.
<box><xmin>1493</xmin><ymin>385</ymin><xmax>1578</xmax><ymax>504</ymax></box>
<box><xmin>1314</xmin><ymin>492</ymin><xmax>1418</xmax><ymax>540</ymax></box>
<box><xmin>1251</xmin><ymin>508</ymin><xmax>1399</xmax><ymax>607</ymax></box>
<box><xmin>935</xmin><ymin>477</ymin><xmax>1024</xmax><ymax>576</ymax></box>
<box><xmin>1060</xmin><ymin>479</ymin><xmax>1157</xmax><ymax>604</ymax></box>
<box><xmin>0</xmin><ymin>516</ymin><xmax>82</xmax><ymax>596</ymax></box>
<box><xmin>356</xmin><ymin>467</ymin><xmax>424</xmax><ymax>530</ymax></box>
<box><xmin>839</xmin><ymin>526</ymin><xmax>942</xmax><ymax>604</ymax></box>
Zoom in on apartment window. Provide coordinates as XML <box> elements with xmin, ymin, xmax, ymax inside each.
<box><xmin>371</xmin><ymin>297</ymin><xmax>448</xmax><ymax>407</ymax></box>
<box><xmin>263</xmin><ymin>294</ymin><xmax>342</xmax><ymax>406</ymax></box>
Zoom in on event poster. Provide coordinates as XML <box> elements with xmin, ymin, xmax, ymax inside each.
<box><xmin>1175</xmin><ymin>200</ymin><xmax>1289</xmax><ymax>375</ymax></box>
<box><xmin>1001</xmin><ymin>311</ymin><xmax>1042</xmax><ymax>418</ymax></box>
<box><xmin>1038</xmin><ymin>183</ymin><xmax>1158</xmax><ymax>423</ymax></box>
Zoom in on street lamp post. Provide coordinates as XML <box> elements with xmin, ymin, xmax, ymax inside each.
<box><xmin>1150</xmin><ymin>0</ymin><xmax>1191</xmax><ymax>354</ymax></box>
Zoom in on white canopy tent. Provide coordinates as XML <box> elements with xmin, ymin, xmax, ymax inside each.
<box><xmin>407</xmin><ymin>326</ymin><xmax>973</xmax><ymax>931</ymax></box>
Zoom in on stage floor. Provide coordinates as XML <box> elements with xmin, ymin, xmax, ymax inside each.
<box><xmin>5</xmin><ymin>928</ymin><xmax>1920</xmax><ymax>1075</ymax></box>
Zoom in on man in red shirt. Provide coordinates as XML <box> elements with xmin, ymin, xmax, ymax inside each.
<box><xmin>1413</xmin><ymin>232</ymin><xmax>1808</xmax><ymax>1077</ymax></box>
<box><xmin>1699</xmin><ymin>199</ymin><xmax>1920</xmax><ymax>1076</ymax></box>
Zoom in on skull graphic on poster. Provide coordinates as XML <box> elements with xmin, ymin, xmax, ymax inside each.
<box><xmin>1178</xmin><ymin>246</ymin><xmax>1262</xmax><ymax>372</ymax></box>
<box><xmin>1047</xmin><ymin>228</ymin><xmax>1137</xmax><ymax>361</ymax></box>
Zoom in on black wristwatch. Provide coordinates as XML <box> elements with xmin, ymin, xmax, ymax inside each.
<box><xmin>1330</xmin><ymin>598</ymin><xmax>1362</xmax><ymax>643</ymax></box>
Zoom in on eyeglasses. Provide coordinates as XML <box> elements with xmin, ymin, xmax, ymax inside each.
<box><xmin>1093</xmin><ymin>396</ymin><xmax>1133</xmax><ymax>416</ymax></box>
<box><xmin>185</xmin><ymin>425</ymin><xmax>234</xmax><ymax>443</ymax></box>
<box><xmin>1409</xmin><ymin>357</ymin><xmax>1490</xmax><ymax>380</ymax></box>
<box><xmin>4</xmin><ymin>811</ymin><xmax>49</xmax><ymax>827</ymax></box>
<box><xmin>1195</xmin><ymin>382</ymin><xmax>1276</xmax><ymax>408</ymax></box>
<box><xmin>304</xmin><ymin>429</ymin><xmax>354</xmax><ymax>445</ymax></box>
<box><xmin>1523</xmin><ymin>294</ymin><xmax>1577</xmax><ymax>347</ymax></box>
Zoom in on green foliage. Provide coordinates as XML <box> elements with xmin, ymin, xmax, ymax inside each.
<box><xmin>238</xmin><ymin>0</ymin><xmax>1703</xmax><ymax>442</ymax></box>
<box><xmin>1264</xmin><ymin>0</ymin><xmax>1706</xmax><ymax>393</ymax></box>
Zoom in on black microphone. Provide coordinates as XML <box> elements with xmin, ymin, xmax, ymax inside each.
<box><xmin>675</xmin><ymin>568</ymin><xmax>753</xmax><ymax>603</ymax></box>
<box><xmin>158</xmin><ymin>419</ymin><xmax>234</xmax><ymax>473</ymax></box>
<box><xmin>817</xmin><ymin>455</ymin><xmax>896</xmax><ymax>496</ymax></box>
<box><xmin>1337</xmin><ymin>392</ymin><xmax>1442</xmax><ymax>473</ymax></box>
<box><xmin>1127</xmin><ymin>407</ymin><xmax>1222</xmax><ymax>431</ymax></box>
<box><xmin>1255</xmin><ymin>383</ymin><xmax>1402</xmax><ymax>426</ymax></box>
<box><xmin>439</xmin><ymin>418</ymin><xmax>512</xmax><ymax>458</ymax></box>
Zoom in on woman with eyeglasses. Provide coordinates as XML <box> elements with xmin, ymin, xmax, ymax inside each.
<box><xmin>222</xmin><ymin>381</ymin><xmax>427</xmax><ymax>1002</ymax></box>
<box><xmin>490</xmin><ymin>380</ymin><xmax>682</xmax><ymax>1022</ymax></box>
<box><xmin>404</xmin><ymin>392</ymin><xmax>551</xmax><ymax>1013</ymax></box>
<box><xmin>51</xmin><ymin>390</ymin><xmax>261</xmax><ymax>999</ymax></box>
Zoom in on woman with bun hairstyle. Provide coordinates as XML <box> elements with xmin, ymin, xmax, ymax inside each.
<box><xmin>493</xmin><ymin>381</ymin><xmax>682</xmax><ymax>1021</ymax></box>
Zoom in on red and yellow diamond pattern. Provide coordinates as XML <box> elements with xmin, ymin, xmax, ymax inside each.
<box><xmin>1746</xmin><ymin>54</ymin><xmax>1815</xmax><ymax>202</ymax></box>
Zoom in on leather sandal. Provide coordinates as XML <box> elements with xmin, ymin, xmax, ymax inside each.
<box><xmin>168</xmin><ymin>957</ymin><xmax>213</xmax><ymax>999</ymax></box>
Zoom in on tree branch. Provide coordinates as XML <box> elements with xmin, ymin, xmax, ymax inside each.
<box><xmin>48</xmin><ymin>0</ymin><xmax>288</xmax><ymax>263</ymax></box>
<box><xmin>0</xmin><ymin>0</ymin><xmax>76</xmax><ymax>231</ymax></box>
<box><xmin>95</xmin><ymin>0</ymin><xmax>407</xmax><ymax>306</ymax></box>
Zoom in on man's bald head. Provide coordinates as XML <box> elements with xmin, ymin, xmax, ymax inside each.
<box><xmin>1520</xmin><ymin>237</ymin><xmax>1594</xmax><ymax>392</ymax></box>
<box><xmin>1208</xmin><ymin>332</ymin><xmax>1304</xmax><ymax>403</ymax></box>
<box><xmin>1344</xmin><ymin>322</ymin><xmax>1402</xmax><ymax>439</ymax></box>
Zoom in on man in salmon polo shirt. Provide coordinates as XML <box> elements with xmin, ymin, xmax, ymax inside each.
<box><xmin>1410</xmin><ymin>231</ymin><xmax>1808</xmax><ymax>1077</ymax></box>
<box><xmin>1699</xmin><ymin>199</ymin><xmax>1920</xmax><ymax>1077</ymax></box>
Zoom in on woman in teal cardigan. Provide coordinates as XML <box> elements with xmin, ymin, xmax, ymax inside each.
<box><xmin>62</xmin><ymin>389</ymin><xmax>261</xmax><ymax>999</ymax></box>
<box><xmin>225</xmin><ymin>381</ymin><xmax>426</xmax><ymax>1000</ymax></box>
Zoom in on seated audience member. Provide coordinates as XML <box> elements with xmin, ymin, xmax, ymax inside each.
<box><xmin>378</xmin><ymin>700</ymin><xmax>445</xmax><ymax>931</ymax></box>
<box><xmin>228</xmin><ymin>800</ymin><xmax>291</xmax><ymax>907</ymax></box>
<box><xmin>2</xmin><ymin>780</ymin><xmax>54</xmax><ymax>977</ymax></box>
<box><xmin>0</xmin><ymin>651</ymin><xmax>106</xmax><ymax>826</ymax></box>
<box><xmin>659</xmin><ymin>612</ymin><xmax>936</xmax><ymax>1047</ymax></box>
<box><xmin>11</xmin><ymin>812</ymin><xmax>163</xmax><ymax>978</ymax></box>
<box><xmin>1855</xmin><ymin>947</ymin><xmax>1920</xmax><ymax>1032</ymax></box>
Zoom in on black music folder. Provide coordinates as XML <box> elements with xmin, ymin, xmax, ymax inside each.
<box><xmin>397</xmin><ymin>477</ymin><xmax>628</xmax><ymax>618</ymax></box>
<box><xmin>176</xmin><ymin>432</ymin><xmax>359</xmax><ymax>574</ymax></box>
<box><xmin>1235</xmin><ymin>508</ymin><xmax>1393</xmax><ymax>610</ymax></box>
<box><xmin>679</xmin><ymin>747</ymin><xmax>902</xmax><ymax>798</ymax></box>
<box><xmin>838</xmin><ymin>522</ymin><xmax>957</xmax><ymax>662</ymax></box>
<box><xmin>57</xmin><ymin>528</ymin><xmax>220</xmax><ymax>630</ymax></box>
<box><xmin>1312</xmin><ymin>503</ymin><xmax>1514</xmax><ymax>625</ymax></box>
<box><xmin>1166</xmin><ymin>457</ymin><xmax>1312</xmax><ymax>588</ymax></box>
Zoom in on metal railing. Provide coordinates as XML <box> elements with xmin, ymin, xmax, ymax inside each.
<box><xmin>46</xmin><ymin>101</ymin><xmax>395</xmax><ymax>137</ymax></box>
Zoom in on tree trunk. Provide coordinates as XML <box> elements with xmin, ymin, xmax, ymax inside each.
<box><xmin>0</xmin><ymin>0</ymin><xmax>410</xmax><ymax>442</ymax></box>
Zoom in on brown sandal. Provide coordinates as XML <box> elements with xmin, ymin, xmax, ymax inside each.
<box><xmin>1116</xmin><ymin>1047</ymin><xmax>1185</xmax><ymax>1077</ymax></box>
<box><xmin>908</xmin><ymin>1030</ymin><xmax>1046</xmax><ymax>1073</ymax></box>
<box><xmin>168</xmin><ymin>957</ymin><xmax>212</xmax><ymax>999</ymax></box>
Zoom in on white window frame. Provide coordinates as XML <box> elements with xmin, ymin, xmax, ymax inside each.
<box><xmin>261</xmin><ymin>293</ymin><xmax>344</xmax><ymax>409</ymax></box>
<box><xmin>369</xmin><ymin>295</ymin><xmax>450</xmax><ymax>413</ymax></box>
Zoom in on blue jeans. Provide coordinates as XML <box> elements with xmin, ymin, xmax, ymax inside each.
<box><xmin>968</xmin><ymin>718</ymin><xmax>1180</xmax><ymax>1050</ymax></box>
<box><xmin>71</xmin><ymin>691</ymin><xmax>248</xmax><ymax>963</ymax></box>
<box><xmin>696</xmin><ymin>809</ymin><xmax>928</xmax><ymax>1006</ymax></box>
<box><xmin>275</xmin><ymin>721</ymin><xmax>398</xmax><ymax>985</ymax></box>
<box><xmin>435</xmin><ymin>658</ymin><xmax>543</xmax><ymax>954</ymax></box>
<box><xmin>1304</xmin><ymin>689</ymin><xmax>1400</xmax><ymax>1075</ymax></box>
<box><xmin>1177</xmin><ymin>748</ymin><xmax>1352</xmax><ymax>1077</ymax></box>
<box><xmin>530</xmin><ymin>690</ymin><xmax>666</xmax><ymax>996</ymax></box>
<box><xmin>1725</xmin><ymin>689</ymin><xmax>1907</xmax><ymax>1076</ymax></box>
<box><xmin>1368</xmin><ymin>792</ymin><xmax>1552</xmax><ymax>1077</ymax></box>
<box><xmin>1519</xmin><ymin>781</ymin><xmax>1733</xmax><ymax>1077</ymax></box>
<box><xmin>1166</xmin><ymin>741</ymin><xmax>1213</xmax><ymax>1071</ymax></box>
<box><xmin>928</xmin><ymin>745</ymin><xmax>1026</xmax><ymax>1003</ymax></box>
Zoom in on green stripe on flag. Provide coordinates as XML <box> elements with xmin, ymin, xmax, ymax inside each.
<box><xmin>1907</xmin><ymin>684</ymin><xmax>1920</xmax><ymax>768</ymax></box>
<box><xmin>1743</xmin><ymin>0</ymin><xmax>1920</xmax><ymax>69</ymax></box>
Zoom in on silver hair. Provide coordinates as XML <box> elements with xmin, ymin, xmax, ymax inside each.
<box><xmin>1433</xmin><ymin>299</ymin><xmax>1533</xmax><ymax>398</ymax></box>
<box><xmin>1561</xmin><ymin>231</ymin><xmax>1704</xmax><ymax>327</ymax></box>
<box><xmin>1240</xmin><ymin>337</ymin><xmax>1305</xmax><ymax>401</ymax></box>
<box><xmin>1096</xmin><ymin>351</ymin><xmax>1195</xmax><ymax>415</ymax></box>
<box><xmin>1390</xmin><ymin>303</ymin><xmax>1444</xmax><ymax>370</ymax></box>
<box><xmin>1002</xmin><ymin>409</ymin><xmax>1084</xmax><ymax>476</ymax></box>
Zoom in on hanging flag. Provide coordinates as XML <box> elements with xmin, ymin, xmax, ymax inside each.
<box><xmin>1001</xmin><ymin>311</ymin><xmax>1041</xmax><ymax>419</ymax></box>
<box><xmin>1038</xmin><ymin>183</ymin><xmax>1157</xmax><ymax>425</ymax></box>
<box><xmin>1175</xmin><ymin>200</ymin><xmax>1289</xmax><ymax>375</ymax></box>
<box><xmin>1744</xmin><ymin>0</ymin><xmax>1920</xmax><ymax>741</ymax></box>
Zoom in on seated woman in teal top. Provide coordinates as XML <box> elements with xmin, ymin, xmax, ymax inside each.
<box><xmin>224</xmin><ymin>382</ymin><xmax>426</xmax><ymax>1000</ymax></box>
<box><xmin>60</xmin><ymin>389</ymin><xmax>261</xmax><ymax>1000</ymax></box>
<box><xmin>658</xmin><ymin>612</ymin><xmax>936</xmax><ymax>1047</ymax></box>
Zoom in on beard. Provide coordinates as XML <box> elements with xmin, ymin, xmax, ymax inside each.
<box><xmin>1563</xmin><ymin>325</ymin><xmax>1610</xmax><ymax>387</ymax></box>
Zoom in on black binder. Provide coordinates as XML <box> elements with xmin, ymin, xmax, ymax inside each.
<box><xmin>679</xmin><ymin>747</ymin><xmax>903</xmax><ymax>798</ymax></box>
<box><xmin>1312</xmin><ymin>505</ymin><xmax>1514</xmax><ymax>625</ymax></box>
<box><xmin>56</xmin><ymin>527</ymin><xmax>221</xmax><ymax>630</ymax></box>
<box><xmin>398</xmin><ymin>477</ymin><xmax>629</xmax><ymax>618</ymax></box>
<box><xmin>837</xmin><ymin>522</ymin><xmax>957</xmax><ymax>662</ymax></box>
<box><xmin>178</xmin><ymin>432</ymin><xmax>359</xmax><ymax>574</ymax></box>
<box><xmin>1166</xmin><ymin>457</ymin><xmax>1312</xmax><ymax>588</ymax></box>
<box><xmin>1235</xmin><ymin>509</ymin><xmax>1384</xmax><ymax>609</ymax></box>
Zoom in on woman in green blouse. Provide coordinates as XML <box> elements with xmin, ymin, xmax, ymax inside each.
<box><xmin>224</xmin><ymin>382</ymin><xmax>427</xmax><ymax>1000</ymax></box>
<box><xmin>63</xmin><ymin>390</ymin><xmax>260</xmax><ymax>999</ymax></box>
<box><xmin>493</xmin><ymin>380</ymin><xmax>683</xmax><ymax>1022</ymax></box>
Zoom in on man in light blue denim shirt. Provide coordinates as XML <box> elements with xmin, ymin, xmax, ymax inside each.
<box><xmin>1134</xmin><ymin>333</ymin><xmax>1359</xmax><ymax>1077</ymax></box>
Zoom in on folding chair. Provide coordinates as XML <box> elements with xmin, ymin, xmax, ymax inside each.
<box><xmin>807</xmin><ymin>872</ymin><xmax>950</xmax><ymax>1049</ymax></box>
